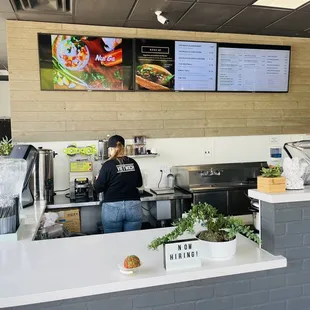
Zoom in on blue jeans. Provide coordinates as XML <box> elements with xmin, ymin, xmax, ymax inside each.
<box><xmin>102</xmin><ymin>201</ymin><xmax>143</xmax><ymax>234</ymax></box>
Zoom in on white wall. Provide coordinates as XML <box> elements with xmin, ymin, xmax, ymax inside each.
<box><xmin>0</xmin><ymin>81</ymin><xmax>10</xmax><ymax>117</ymax></box>
<box><xmin>29</xmin><ymin>133</ymin><xmax>305</xmax><ymax>191</ymax></box>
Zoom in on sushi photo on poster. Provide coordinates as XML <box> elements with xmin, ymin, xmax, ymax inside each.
<box><xmin>135</xmin><ymin>39</ymin><xmax>175</xmax><ymax>91</ymax></box>
<box><xmin>38</xmin><ymin>34</ymin><xmax>134</xmax><ymax>91</ymax></box>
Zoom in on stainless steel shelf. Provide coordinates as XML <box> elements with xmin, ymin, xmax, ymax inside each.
<box><xmin>129</xmin><ymin>154</ymin><xmax>159</xmax><ymax>158</ymax></box>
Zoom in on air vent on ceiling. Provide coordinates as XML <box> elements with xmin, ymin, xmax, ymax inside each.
<box><xmin>12</xmin><ymin>0</ymin><xmax>71</xmax><ymax>12</ymax></box>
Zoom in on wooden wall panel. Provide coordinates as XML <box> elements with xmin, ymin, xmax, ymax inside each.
<box><xmin>7</xmin><ymin>20</ymin><xmax>310</xmax><ymax>142</ymax></box>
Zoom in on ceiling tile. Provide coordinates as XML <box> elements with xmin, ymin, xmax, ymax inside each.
<box><xmin>303</xmin><ymin>28</ymin><xmax>310</xmax><ymax>36</ymax></box>
<box><xmin>299</xmin><ymin>2</ymin><xmax>310</xmax><ymax>11</ymax></box>
<box><xmin>75</xmin><ymin>16</ymin><xmax>125</xmax><ymax>27</ymax></box>
<box><xmin>173</xmin><ymin>23</ymin><xmax>219</xmax><ymax>31</ymax></box>
<box><xmin>129</xmin><ymin>0</ymin><xmax>193</xmax><ymax>27</ymax></box>
<box><xmin>0</xmin><ymin>0</ymin><xmax>14</xmax><ymax>13</ymax></box>
<box><xmin>124</xmin><ymin>20</ymin><xmax>171</xmax><ymax>29</ymax></box>
<box><xmin>216</xmin><ymin>26</ymin><xmax>258</xmax><ymax>34</ymax></box>
<box><xmin>258</xmin><ymin>28</ymin><xmax>310</xmax><ymax>37</ymax></box>
<box><xmin>226</xmin><ymin>7</ymin><xmax>291</xmax><ymax>31</ymax></box>
<box><xmin>75</xmin><ymin>0</ymin><xmax>136</xmax><ymax>20</ymax></box>
<box><xmin>197</xmin><ymin>0</ymin><xmax>254</xmax><ymax>5</ymax></box>
<box><xmin>16</xmin><ymin>12</ymin><xmax>73</xmax><ymax>23</ymax></box>
<box><xmin>178</xmin><ymin>3</ymin><xmax>244</xmax><ymax>25</ymax></box>
<box><xmin>267</xmin><ymin>11</ymin><xmax>310</xmax><ymax>31</ymax></box>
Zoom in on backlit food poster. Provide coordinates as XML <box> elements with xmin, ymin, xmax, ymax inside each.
<box><xmin>38</xmin><ymin>34</ymin><xmax>134</xmax><ymax>91</ymax></box>
<box><xmin>135</xmin><ymin>39</ymin><xmax>175</xmax><ymax>91</ymax></box>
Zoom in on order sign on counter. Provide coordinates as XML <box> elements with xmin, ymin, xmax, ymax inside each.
<box><xmin>163</xmin><ymin>239</ymin><xmax>202</xmax><ymax>271</ymax></box>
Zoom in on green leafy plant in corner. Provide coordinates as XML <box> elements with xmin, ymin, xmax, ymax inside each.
<box><xmin>261</xmin><ymin>165</ymin><xmax>282</xmax><ymax>178</ymax></box>
<box><xmin>148</xmin><ymin>203</ymin><xmax>260</xmax><ymax>250</ymax></box>
<box><xmin>0</xmin><ymin>136</ymin><xmax>13</xmax><ymax>156</ymax></box>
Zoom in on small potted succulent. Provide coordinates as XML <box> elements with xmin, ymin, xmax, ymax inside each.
<box><xmin>148</xmin><ymin>203</ymin><xmax>260</xmax><ymax>260</ymax></box>
<box><xmin>257</xmin><ymin>164</ymin><xmax>286</xmax><ymax>193</ymax></box>
<box><xmin>0</xmin><ymin>136</ymin><xmax>13</xmax><ymax>157</ymax></box>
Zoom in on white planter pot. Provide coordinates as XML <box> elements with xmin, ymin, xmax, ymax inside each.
<box><xmin>197</xmin><ymin>236</ymin><xmax>237</xmax><ymax>260</ymax></box>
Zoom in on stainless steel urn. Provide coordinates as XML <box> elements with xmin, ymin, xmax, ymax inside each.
<box><xmin>34</xmin><ymin>148</ymin><xmax>57</xmax><ymax>203</ymax></box>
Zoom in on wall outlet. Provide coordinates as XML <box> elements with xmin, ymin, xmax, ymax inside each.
<box><xmin>160</xmin><ymin>165</ymin><xmax>170</xmax><ymax>174</ymax></box>
<box><xmin>204</xmin><ymin>149</ymin><xmax>212</xmax><ymax>157</ymax></box>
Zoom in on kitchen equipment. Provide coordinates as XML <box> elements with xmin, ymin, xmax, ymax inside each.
<box><xmin>167</xmin><ymin>173</ymin><xmax>175</xmax><ymax>189</ymax></box>
<box><xmin>284</xmin><ymin>140</ymin><xmax>310</xmax><ymax>185</ymax></box>
<box><xmin>64</xmin><ymin>143</ymin><xmax>96</xmax><ymax>203</ymax></box>
<box><xmin>70</xmin><ymin>177</ymin><xmax>93</xmax><ymax>203</ymax></box>
<box><xmin>134</xmin><ymin>136</ymin><xmax>146</xmax><ymax>155</ymax></box>
<box><xmin>69</xmin><ymin>159</ymin><xmax>94</xmax><ymax>202</ymax></box>
<box><xmin>172</xmin><ymin>162</ymin><xmax>267</xmax><ymax>216</ymax></box>
<box><xmin>98</xmin><ymin>138</ymin><xmax>109</xmax><ymax>161</ymax></box>
<box><xmin>126</xmin><ymin>145</ymin><xmax>133</xmax><ymax>156</ymax></box>
<box><xmin>34</xmin><ymin>147</ymin><xmax>57</xmax><ymax>204</ymax></box>
<box><xmin>150</xmin><ymin>188</ymin><xmax>175</xmax><ymax>195</ymax></box>
<box><xmin>9</xmin><ymin>145</ymin><xmax>38</xmax><ymax>208</ymax></box>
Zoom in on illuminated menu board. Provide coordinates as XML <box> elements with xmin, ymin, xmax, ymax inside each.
<box><xmin>217</xmin><ymin>43</ymin><xmax>291</xmax><ymax>92</ymax></box>
<box><xmin>175</xmin><ymin>41</ymin><xmax>217</xmax><ymax>91</ymax></box>
<box><xmin>135</xmin><ymin>39</ymin><xmax>217</xmax><ymax>91</ymax></box>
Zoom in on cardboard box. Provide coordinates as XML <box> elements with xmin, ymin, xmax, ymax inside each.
<box><xmin>257</xmin><ymin>176</ymin><xmax>286</xmax><ymax>193</ymax></box>
<box><xmin>57</xmin><ymin>209</ymin><xmax>81</xmax><ymax>233</ymax></box>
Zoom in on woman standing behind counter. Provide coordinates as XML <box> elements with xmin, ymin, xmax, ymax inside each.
<box><xmin>95</xmin><ymin>135</ymin><xmax>143</xmax><ymax>233</ymax></box>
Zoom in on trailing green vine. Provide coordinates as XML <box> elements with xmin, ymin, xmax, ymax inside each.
<box><xmin>148</xmin><ymin>203</ymin><xmax>260</xmax><ymax>250</ymax></box>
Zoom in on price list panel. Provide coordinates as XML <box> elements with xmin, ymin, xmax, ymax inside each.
<box><xmin>217</xmin><ymin>43</ymin><xmax>290</xmax><ymax>92</ymax></box>
<box><xmin>175</xmin><ymin>41</ymin><xmax>217</xmax><ymax>91</ymax></box>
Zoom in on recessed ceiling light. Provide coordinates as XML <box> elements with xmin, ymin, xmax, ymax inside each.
<box><xmin>253</xmin><ymin>0</ymin><xmax>309</xmax><ymax>9</ymax></box>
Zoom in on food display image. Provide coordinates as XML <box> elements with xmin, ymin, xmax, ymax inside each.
<box><xmin>136</xmin><ymin>64</ymin><xmax>174</xmax><ymax>91</ymax></box>
<box><xmin>38</xmin><ymin>34</ymin><xmax>133</xmax><ymax>91</ymax></box>
<box><xmin>56</xmin><ymin>36</ymin><xmax>90</xmax><ymax>71</ymax></box>
<box><xmin>135</xmin><ymin>39</ymin><xmax>175</xmax><ymax>91</ymax></box>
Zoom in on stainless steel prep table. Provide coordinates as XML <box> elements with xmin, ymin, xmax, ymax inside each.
<box><xmin>47</xmin><ymin>189</ymin><xmax>192</xmax><ymax>233</ymax></box>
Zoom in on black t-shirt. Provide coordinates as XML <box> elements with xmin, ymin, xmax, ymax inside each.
<box><xmin>95</xmin><ymin>156</ymin><xmax>143</xmax><ymax>202</ymax></box>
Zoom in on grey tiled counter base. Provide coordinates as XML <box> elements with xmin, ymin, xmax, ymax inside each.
<box><xmin>10</xmin><ymin>201</ymin><xmax>310</xmax><ymax>310</ymax></box>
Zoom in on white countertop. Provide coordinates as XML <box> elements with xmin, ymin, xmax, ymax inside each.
<box><xmin>0</xmin><ymin>200</ymin><xmax>45</xmax><ymax>242</ymax></box>
<box><xmin>248</xmin><ymin>186</ymin><xmax>310</xmax><ymax>203</ymax></box>
<box><xmin>0</xmin><ymin>226</ymin><xmax>286</xmax><ymax>308</ymax></box>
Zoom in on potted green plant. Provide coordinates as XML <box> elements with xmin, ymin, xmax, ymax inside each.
<box><xmin>0</xmin><ymin>136</ymin><xmax>13</xmax><ymax>157</ymax></box>
<box><xmin>257</xmin><ymin>165</ymin><xmax>285</xmax><ymax>193</ymax></box>
<box><xmin>148</xmin><ymin>203</ymin><xmax>260</xmax><ymax>260</ymax></box>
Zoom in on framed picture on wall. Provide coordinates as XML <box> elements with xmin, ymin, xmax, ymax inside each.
<box><xmin>38</xmin><ymin>34</ymin><xmax>134</xmax><ymax>91</ymax></box>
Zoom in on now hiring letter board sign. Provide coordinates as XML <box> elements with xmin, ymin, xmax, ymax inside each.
<box><xmin>163</xmin><ymin>239</ymin><xmax>202</xmax><ymax>271</ymax></box>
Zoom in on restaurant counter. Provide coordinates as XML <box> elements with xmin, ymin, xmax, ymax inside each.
<box><xmin>0</xmin><ymin>224</ymin><xmax>285</xmax><ymax>309</ymax></box>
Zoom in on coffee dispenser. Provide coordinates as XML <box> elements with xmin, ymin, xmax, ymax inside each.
<box><xmin>34</xmin><ymin>147</ymin><xmax>57</xmax><ymax>204</ymax></box>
